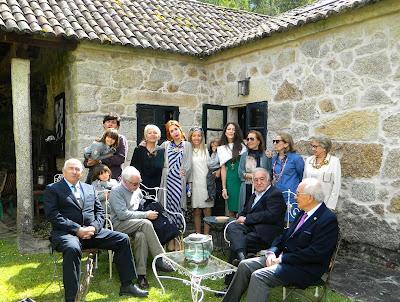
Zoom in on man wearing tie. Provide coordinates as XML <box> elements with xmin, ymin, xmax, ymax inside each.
<box><xmin>222</xmin><ymin>178</ymin><xmax>339</xmax><ymax>302</ymax></box>
<box><xmin>44</xmin><ymin>158</ymin><xmax>148</xmax><ymax>302</ymax></box>
<box><xmin>225</xmin><ymin>168</ymin><xmax>286</xmax><ymax>266</ymax></box>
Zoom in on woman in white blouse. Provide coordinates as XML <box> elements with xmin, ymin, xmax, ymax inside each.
<box><xmin>303</xmin><ymin>136</ymin><xmax>341</xmax><ymax>210</ymax></box>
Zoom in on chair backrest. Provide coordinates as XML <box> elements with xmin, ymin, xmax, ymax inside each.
<box><xmin>2</xmin><ymin>172</ymin><xmax>16</xmax><ymax>196</ymax></box>
<box><xmin>0</xmin><ymin>170</ymin><xmax>7</xmax><ymax>196</ymax></box>
<box><xmin>54</xmin><ymin>174</ymin><xmax>63</xmax><ymax>183</ymax></box>
<box><xmin>326</xmin><ymin>229</ymin><xmax>342</xmax><ymax>278</ymax></box>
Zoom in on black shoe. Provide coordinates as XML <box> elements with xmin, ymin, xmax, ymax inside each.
<box><xmin>214</xmin><ymin>286</ymin><xmax>228</xmax><ymax>297</ymax></box>
<box><xmin>156</xmin><ymin>258</ymin><xmax>174</xmax><ymax>272</ymax></box>
<box><xmin>119</xmin><ymin>284</ymin><xmax>149</xmax><ymax>297</ymax></box>
<box><xmin>137</xmin><ymin>275</ymin><xmax>149</xmax><ymax>290</ymax></box>
<box><xmin>232</xmin><ymin>251</ymin><xmax>246</xmax><ymax>267</ymax></box>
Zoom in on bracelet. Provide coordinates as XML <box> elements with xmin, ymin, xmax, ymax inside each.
<box><xmin>222</xmin><ymin>189</ymin><xmax>227</xmax><ymax>192</ymax></box>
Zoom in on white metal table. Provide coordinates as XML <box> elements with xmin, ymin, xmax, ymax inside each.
<box><xmin>152</xmin><ymin>251</ymin><xmax>236</xmax><ymax>302</ymax></box>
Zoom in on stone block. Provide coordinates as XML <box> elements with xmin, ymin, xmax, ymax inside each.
<box><xmin>337</xmin><ymin>143</ymin><xmax>383</xmax><ymax>178</ymax></box>
<box><xmin>332</xmin><ymin>71</ymin><xmax>360</xmax><ymax>94</ymax></box>
<box><xmin>370</xmin><ymin>204</ymin><xmax>384</xmax><ymax>216</ymax></box>
<box><xmin>249</xmin><ymin>66</ymin><xmax>258</xmax><ymax>76</ymax></box>
<box><xmin>303</xmin><ymin>75</ymin><xmax>325</xmax><ymax>97</ymax></box>
<box><xmin>355</xmin><ymin>32</ymin><xmax>387</xmax><ymax>56</ymax></box>
<box><xmin>340</xmin><ymin>91</ymin><xmax>359</xmax><ymax>109</ymax></box>
<box><xmin>143</xmin><ymin>80</ymin><xmax>164</xmax><ymax>91</ymax></box>
<box><xmin>113</xmin><ymin>69</ymin><xmax>143</xmax><ymax>88</ymax></box>
<box><xmin>167</xmin><ymin>83</ymin><xmax>179</xmax><ymax>93</ymax></box>
<box><xmin>180</xmin><ymin>80</ymin><xmax>199</xmax><ymax>94</ymax></box>
<box><xmin>97</xmin><ymin>87</ymin><xmax>121</xmax><ymax>104</ymax></box>
<box><xmin>382</xmin><ymin>148</ymin><xmax>400</xmax><ymax>179</ymax></box>
<box><xmin>75</xmin><ymin>62</ymin><xmax>111</xmax><ymax>86</ymax></box>
<box><xmin>315</xmin><ymin>111</ymin><xmax>379</xmax><ymax>140</ymax></box>
<box><xmin>300</xmin><ymin>39</ymin><xmax>320</xmax><ymax>58</ymax></box>
<box><xmin>319</xmin><ymin>99</ymin><xmax>336</xmax><ymax>113</ymax></box>
<box><xmin>294</xmin><ymin>100</ymin><xmax>319</xmax><ymax>122</ymax></box>
<box><xmin>226</xmin><ymin>72</ymin><xmax>236</xmax><ymax>82</ymax></box>
<box><xmin>383</xmin><ymin>114</ymin><xmax>400</xmax><ymax>138</ymax></box>
<box><xmin>276</xmin><ymin>48</ymin><xmax>295</xmax><ymax>69</ymax></box>
<box><xmin>332</xmin><ymin>36</ymin><xmax>362</xmax><ymax>52</ymax></box>
<box><xmin>339</xmin><ymin>51</ymin><xmax>353</xmax><ymax>67</ymax></box>
<box><xmin>75</xmin><ymin>114</ymin><xmax>104</xmax><ymax>138</ymax></box>
<box><xmin>149</xmin><ymin>68</ymin><xmax>172</xmax><ymax>82</ymax></box>
<box><xmin>268</xmin><ymin>103</ymin><xmax>294</xmax><ymax>130</ymax></box>
<box><xmin>351</xmin><ymin>182</ymin><xmax>376</xmax><ymax>202</ymax></box>
<box><xmin>388</xmin><ymin>196</ymin><xmax>400</xmax><ymax>213</ymax></box>
<box><xmin>274</xmin><ymin>80</ymin><xmax>302</xmax><ymax>101</ymax></box>
<box><xmin>361</xmin><ymin>86</ymin><xmax>392</xmax><ymax>106</ymax></box>
<box><xmin>351</xmin><ymin>53</ymin><xmax>391</xmax><ymax>79</ymax></box>
<box><xmin>261</xmin><ymin>59</ymin><xmax>273</xmax><ymax>75</ymax></box>
<box><xmin>74</xmin><ymin>85</ymin><xmax>99</xmax><ymax>112</ymax></box>
<box><xmin>122</xmin><ymin>91</ymin><xmax>197</xmax><ymax>108</ymax></box>
<box><xmin>186</xmin><ymin>67</ymin><xmax>198</xmax><ymax>77</ymax></box>
<box><xmin>100</xmin><ymin>104</ymin><xmax>125</xmax><ymax>115</ymax></box>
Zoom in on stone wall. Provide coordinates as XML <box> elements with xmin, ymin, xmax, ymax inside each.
<box><xmin>59</xmin><ymin>2</ymin><xmax>400</xmax><ymax>258</ymax></box>
<box><xmin>204</xmin><ymin>6</ymin><xmax>400</xmax><ymax>256</ymax></box>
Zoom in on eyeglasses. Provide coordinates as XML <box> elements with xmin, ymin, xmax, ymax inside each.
<box><xmin>295</xmin><ymin>192</ymin><xmax>310</xmax><ymax>196</ymax></box>
<box><xmin>310</xmin><ymin>144</ymin><xmax>320</xmax><ymax>149</ymax></box>
<box><xmin>125</xmin><ymin>179</ymin><xmax>141</xmax><ymax>186</ymax></box>
<box><xmin>253</xmin><ymin>177</ymin><xmax>267</xmax><ymax>182</ymax></box>
<box><xmin>246</xmin><ymin>137</ymin><xmax>256</xmax><ymax>141</ymax></box>
<box><xmin>273</xmin><ymin>139</ymin><xmax>284</xmax><ymax>144</ymax></box>
<box><xmin>189</xmin><ymin>127</ymin><xmax>203</xmax><ymax>132</ymax></box>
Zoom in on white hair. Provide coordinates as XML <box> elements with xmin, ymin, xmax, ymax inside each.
<box><xmin>63</xmin><ymin>158</ymin><xmax>83</xmax><ymax>172</ymax></box>
<box><xmin>144</xmin><ymin>124</ymin><xmax>161</xmax><ymax>141</ymax></box>
<box><xmin>252</xmin><ymin>167</ymin><xmax>271</xmax><ymax>182</ymax></box>
<box><xmin>301</xmin><ymin>178</ymin><xmax>325</xmax><ymax>203</ymax></box>
<box><xmin>121</xmin><ymin>166</ymin><xmax>141</xmax><ymax>181</ymax></box>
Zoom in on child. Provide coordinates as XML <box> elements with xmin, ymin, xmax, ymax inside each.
<box><xmin>84</xmin><ymin>128</ymin><xmax>119</xmax><ymax>161</ymax></box>
<box><xmin>206</xmin><ymin>138</ymin><xmax>220</xmax><ymax>203</ymax></box>
<box><xmin>91</xmin><ymin>164</ymin><xmax>118</xmax><ymax>210</ymax></box>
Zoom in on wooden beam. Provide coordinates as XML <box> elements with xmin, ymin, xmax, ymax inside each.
<box><xmin>0</xmin><ymin>32</ymin><xmax>78</xmax><ymax>51</ymax></box>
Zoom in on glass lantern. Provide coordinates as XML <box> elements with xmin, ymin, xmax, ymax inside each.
<box><xmin>183</xmin><ymin>233</ymin><xmax>213</xmax><ymax>265</ymax></box>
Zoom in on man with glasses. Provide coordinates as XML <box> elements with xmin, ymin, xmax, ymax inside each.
<box><xmin>222</xmin><ymin>178</ymin><xmax>339</xmax><ymax>302</ymax></box>
<box><xmin>222</xmin><ymin>168</ymin><xmax>286</xmax><ymax>290</ymax></box>
<box><xmin>109</xmin><ymin>166</ymin><xmax>173</xmax><ymax>290</ymax></box>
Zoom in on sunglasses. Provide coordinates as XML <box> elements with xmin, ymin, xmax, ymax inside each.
<box><xmin>189</xmin><ymin>126</ymin><xmax>203</xmax><ymax>132</ymax></box>
<box><xmin>246</xmin><ymin>137</ymin><xmax>256</xmax><ymax>141</ymax></box>
<box><xmin>273</xmin><ymin>139</ymin><xmax>284</xmax><ymax>144</ymax></box>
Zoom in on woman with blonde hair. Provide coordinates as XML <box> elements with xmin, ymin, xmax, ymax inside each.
<box><xmin>159</xmin><ymin>120</ymin><xmax>192</xmax><ymax>250</ymax></box>
<box><xmin>271</xmin><ymin>132</ymin><xmax>304</xmax><ymax>223</ymax></box>
<box><xmin>188</xmin><ymin>127</ymin><xmax>212</xmax><ymax>234</ymax></box>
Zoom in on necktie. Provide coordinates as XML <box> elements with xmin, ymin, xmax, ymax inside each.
<box><xmin>72</xmin><ymin>185</ymin><xmax>83</xmax><ymax>208</ymax></box>
<box><xmin>293</xmin><ymin>212</ymin><xmax>308</xmax><ymax>234</ymax></box>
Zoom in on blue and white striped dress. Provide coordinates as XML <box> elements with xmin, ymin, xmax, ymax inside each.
<box><xmin>166</xmin><ymin>141</ymin><xmax>184</xmax><ymax>229</ymax></box>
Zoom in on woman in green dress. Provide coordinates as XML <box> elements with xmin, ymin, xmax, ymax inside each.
<box><xmin>217</xmin><ymin>122</ymin><xmax>246</xmax><ymax>217</ymax></box>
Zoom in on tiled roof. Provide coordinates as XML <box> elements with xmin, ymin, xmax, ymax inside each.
<box><xmin>0</xmin><ymin>0</ymin><xmax>382</xmax><ymax>57</ymax></box>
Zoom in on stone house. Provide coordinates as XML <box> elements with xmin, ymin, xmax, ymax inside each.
<box><xmin>0</xmin><ymin>0</ymin><xmax>399</xmax><ymax>262</ymax></box>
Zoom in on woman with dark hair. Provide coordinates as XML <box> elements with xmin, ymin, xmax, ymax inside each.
<box><xmin>217</xmin><ymin>122</ymin><xmax>246</xmax><ymax>217</ymax></box>
<box><xmin>159</xmin><ymin>120</ymin><xmax>192</xmax><ymax>250</ymax></box>
<box><xmin>238</xmin><ymin>130</ymin><xmax>272</xmax><ymax>212</ymax></box>
<box><xmin>271</xmin><ymin>132</ymin><xmax>304</xmax><ymax>223</ymax></box>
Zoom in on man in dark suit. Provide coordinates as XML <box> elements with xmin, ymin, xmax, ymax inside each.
<box><xmin>222</xmin><ymin>178</ymin><xmax>339</xmax><ymax>302</ymax></box>
<box><xmin>226</xmin><ymin>168</ymin><xmax>286</xmax><ymax>265</ymax></box>
<box><xmin>44</xmin><ymin>158</ymin><xmax>148</xmax><ymax>302</ymax></box>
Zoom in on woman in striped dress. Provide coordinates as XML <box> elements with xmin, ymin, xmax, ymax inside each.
<box><xmin>159</xmin><ymin>120</ymin><xmax>192</xmax><ymax>251</ymax></box>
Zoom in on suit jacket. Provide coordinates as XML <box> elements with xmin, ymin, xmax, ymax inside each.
<box><xmin>239</xmin><ymin>185</ymin><xmax>286</xmax><ymax>245</ymax></box>
<box><xmin>44</xmin><ymin>179</ymin><xmax>105</xmax><ymax>239</ymax></box>
<box><xmin>268</xmin><ymin>202</ymin><xmax>339</xmax><ymax>288</ymax></box>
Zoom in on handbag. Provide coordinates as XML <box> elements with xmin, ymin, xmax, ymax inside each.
<box><xmin>141</xmin><ymin>197</ymin><xmax>180</xmax><ymax>245</ymax></box>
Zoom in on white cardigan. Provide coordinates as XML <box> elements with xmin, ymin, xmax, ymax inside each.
<box><xmin>303</xmin><ymin>154</ymin><xmax>341</xmax><ymax>210</ymax></box>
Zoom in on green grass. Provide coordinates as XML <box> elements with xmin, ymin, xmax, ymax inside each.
<box><xmin>0</xmin><ymin>238</ymin><xmax>351</xmax><ymax>302</ymax></box>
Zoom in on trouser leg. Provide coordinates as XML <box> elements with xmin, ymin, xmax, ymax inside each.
<box><xmin>133</xmin><ymin>231</ymin><xmax>148</xmax><ymax>275</ymax></box>
<box><xmin>222</xmin><ymin>256</ymin><xmax>265</xmax><ymax>302</ymax></box>
<box><xmin>246</xmin><ymin>264</ymin><xmax>285</xmax><ymax>302</ymax></box>
<box><xmin>227</xmin><ymin>222</ymin><xmax>251</xmax><ymax>254</ymax></box>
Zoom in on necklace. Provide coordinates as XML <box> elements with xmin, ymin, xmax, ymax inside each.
<box><xmin>312</xmin><ymin>155</ymin><xmax>329</xmax><ymax>169</ymax></box>
<box><xmin>272</xmin><ymin>155</ymin><xmax>288</xmax><ymax>185</ymax></box>
<box><xmin>193</xmin><ymin>148</ymin><xmax>200</xmax><ymax>154</ymax></box>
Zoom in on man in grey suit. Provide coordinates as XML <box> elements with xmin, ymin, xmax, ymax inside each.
<box><xmin>44</xmin><ymin>159</ymin><xmax>148</xmax><ymax>302</ymax></box>
<box><xmin>222</xmin><ymin>178</ymin><xmax>339</xmax><ymax>302</ymax></box>
<box><xmin>109</xmin><ymin>166</ymin><xmax>173</xmax><ymax>289</ymax></box>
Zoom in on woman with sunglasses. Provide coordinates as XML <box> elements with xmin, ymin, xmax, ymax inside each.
<box><xmin>159</xmin><ymin>120</ymin><xmax>192</xmax><ymax>251</ymax></box>
<box><xmin>187</xmin><ymin>127</ymin><xmax>213</xmax><ymax>234</ymax></box>
<box><xmin>238</xmin><ymin>130</ymin><xmax>272</xmax><ymax>212</ymax></box>
<box><xmin>271</xmin><ymin>132</ymin><xmax>304</xmax><ymax>223</ymax></box>
<box><xmin>304</xmin><ymin>136</ymin><xmax>341</xmax><ymax>210</ymax></box>
<box><xmin>218</xmin><ymin>122</ymin><xmax>246</xmax><ymax>217</ymax></box>
<box><xmin>130</xmin><ymin>124</ymin><xmax>164</xmax><ymax>196</ymax></box>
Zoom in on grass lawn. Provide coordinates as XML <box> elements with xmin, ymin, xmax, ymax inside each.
<box><xmin>0</xmin><ymin>238</ymin><xmax>351</xmax><ymax>302</ymax></box>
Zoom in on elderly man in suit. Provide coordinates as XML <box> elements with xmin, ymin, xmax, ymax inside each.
<box><xmin>226</xmin><ymin>168</ymin><xmax>286</xmax><ymax>265</ymax></box>
<box><xmin>44</xmin><ymin>158</ymin><xmax>148</xmax><ymax>302</ymax></box>
<box><xmin>222</xmin><ymin>177</ymin><xmax>339</xmax><ymax>302</ymax></box>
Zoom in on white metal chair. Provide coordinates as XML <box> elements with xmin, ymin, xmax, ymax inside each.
<box><xmin>140</xmin><ymin>183</ymin><xmax>186</xmax><ymax>249</ymax></box>
<box><xmin>282</xmin><ymin>189</ymin><xmax>300</xmax><ymax>229</ymax></box>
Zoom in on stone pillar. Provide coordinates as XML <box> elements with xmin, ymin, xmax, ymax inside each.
<box><xmin>11</xmin><ymin>58</ymin><xmax>34</xmax><ymax>252</ymax></box>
